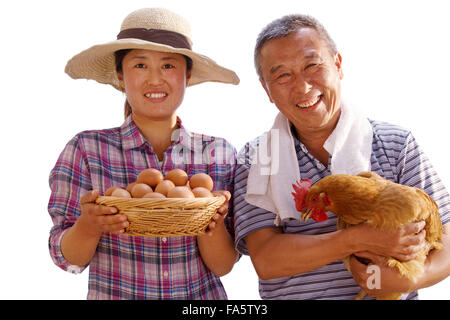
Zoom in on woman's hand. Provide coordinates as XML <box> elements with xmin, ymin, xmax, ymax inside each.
<box><xmin>354</xmin><ymin>221</ymin><xmax>426</xmax><ymax>262</ymax></box>
<box><xmin>77</xmin><ymin>190</ymin><xmax>129</xmax><ymax>237</ymax></box>
<box><xmin>202</xmin><ymin>190</ymin><xmax>231</xmax><ymax>236</ymax></box>
<box><xmin>61</xmin><ymin>190</ymin><xmax>129</xmax><ymax>266</ymax></box>
<box><xmin>196</xmin><ymin>190</ymin><xmax>238</xmax><ymax>276</ymax></box>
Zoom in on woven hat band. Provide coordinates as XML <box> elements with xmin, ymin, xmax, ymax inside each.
<box><xmin>117</xmin><ymin>28</ymin><xmax>192</xmax><ymax>50</ymax></box>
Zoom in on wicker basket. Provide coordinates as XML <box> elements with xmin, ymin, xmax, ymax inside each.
<box><xmin>96</xmin><ymin>195</ymin><xmax>226</xmax><ymax>237</ymax></box>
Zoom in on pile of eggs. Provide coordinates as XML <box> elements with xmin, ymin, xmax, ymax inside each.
<box><xmin>104</xmin><ymin>168</ymin><xmax>215</xmax><ymax>199</ymax></box>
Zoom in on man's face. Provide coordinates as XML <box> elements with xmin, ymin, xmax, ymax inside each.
<box><xmin>259</xmin><ymin>28</ymin><xmax>343</xmax><ymax>135</ymax></box>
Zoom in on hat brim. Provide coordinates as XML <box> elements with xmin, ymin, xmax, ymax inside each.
<box><xmin>65</xmin><ymin>39</ymin><xmax>240</xmax><ymax>91</ymax></box>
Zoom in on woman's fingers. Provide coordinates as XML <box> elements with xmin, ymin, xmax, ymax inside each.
<box><xmin>212</xmin><ymin>190</ymin><xmax>231</xmax><ymax>202</ymax></box>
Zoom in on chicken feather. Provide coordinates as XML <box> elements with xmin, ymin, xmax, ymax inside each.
<box><xmin>293</xmin><ymin>171</ymin><xmax>443</xmax><ymax>300</ymax></box>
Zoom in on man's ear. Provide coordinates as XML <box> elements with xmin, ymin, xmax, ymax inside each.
<box><xmin>335</xmin><ymin>52</ymin><xmax>343</xmax><ymax>79</ymax></box>
<box><xmin>260</xmin><ymin>78</ymin><xmax>274</xmax><ymax>103</ymax></box>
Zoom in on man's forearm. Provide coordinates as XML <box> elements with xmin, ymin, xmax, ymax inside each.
<box><xmin>246</xmin><ymin>226</ymin><xmax>357</xmax><ymax>280</ymax></box>
<box><xmin>414</xmin><ymin>224</ymin><xmax>450</xmax><ymax>291</ymax></box>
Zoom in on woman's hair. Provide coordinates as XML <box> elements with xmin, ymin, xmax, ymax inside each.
<box><xmin>114</xmin><ymin>49</ymin><xmax>193</xmax><ymax>118</ymax></box>
<box><xmin>254</xmin><ymin>14</ymin><xmax>338</xmax><ymax>79</ymax></box>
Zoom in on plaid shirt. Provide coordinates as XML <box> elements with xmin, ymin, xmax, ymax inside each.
<box><xmin>48</xmin><ymin>116</ymin><xmax>236</xmax><ymax>299</ymax></box>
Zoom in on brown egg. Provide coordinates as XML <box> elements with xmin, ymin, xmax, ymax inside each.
<box><xmin>189</xmin><ymin>173</ymin><xmax>214</xmax><ymax>191</ymax></box>
<box><xmin>143</xmin><ymin>192</ymin><xmax>166</xmax><ymax>199</ymax></box>
<box><xmin>105</xmin><ymin>186</ymin><xmax>120</xmax><ymax>196</ymax></box>
<box><xmin>154</xmin><ymin>180</ymin><xmax>175</xmax><ymax>196</ymax></box>
<box><xmin>131</xmin><ymin>183</ymin><xmax>153</xmax><ymax>198</ymax></box>
<box><xmin>165</xmin><ymin>169</ymin><xmax>188</xmax><ymax>186</ymax></box>
<box><xmin>111</xmin><ymin>188</ymin><xmax>132</xmax><ymax>198</ymax></box>
<box><xmin>136</xmin><ymin>168</ymin><xmax>163</xmax><ymax>188</ymax></box>
<box><xmin>167</xmin><ymin>186</ymin><xmax>195</xmax><ymax>198</ymax></box>
<box><xmin>126</xmin><ymin>182</ymin><xmax>138</xmax><ymax>193</ymax></box>
<box><xmin>192</xmin><ymin>187</ymin><xmax>213</xmax><ymax>198</ymax></box>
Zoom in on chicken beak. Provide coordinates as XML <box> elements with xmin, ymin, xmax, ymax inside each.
<box><xmin>301</xmin><ymin>208</ymin><xmax>312</xmax><ymax>222</ymax></box>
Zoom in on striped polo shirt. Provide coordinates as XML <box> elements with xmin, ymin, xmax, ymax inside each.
<box><xmin>233</xmin><ymin>119</ymin><xmax>450</xmax><ymax>300</ymax></box>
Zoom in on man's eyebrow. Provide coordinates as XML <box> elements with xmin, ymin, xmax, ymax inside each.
<box><xmin>304</xmin><ymin>52</ymin><xmax>320</xmax><ymax>59</ymax></box>
<box><xmin>269</xmin><ymin>65</ymin><xmax>283</xmax><ymax>74</ymax></box>
<box><xmin>269</xmin><ymin>53</ymin><xmax>320</xmax><ymax>74</ymax></box>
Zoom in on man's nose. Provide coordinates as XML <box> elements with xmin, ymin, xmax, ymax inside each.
<box><xmin>293</xmin><ymin>74</ymin><xmax>312</xmax><ymax>94</ymax></box>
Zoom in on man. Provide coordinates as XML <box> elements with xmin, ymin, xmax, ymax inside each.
<box><xmin>233</xmin><ymin>14</ymin><xmax>450</xmax><ymax>299</ymax></box>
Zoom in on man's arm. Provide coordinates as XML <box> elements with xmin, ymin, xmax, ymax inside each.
<box><xmin>417</xmin><ymin>224</ymin><xmax>450</xmax><ymax>289</ymax></box>
<box><xmin>246</xmin><ymin>226</ymin><xmax>355</xmax><ymax>280</ymax></box>
<box><xmin>247</xmin><ymin>222</ymin><xmax>426</xmax><ymax>280</ymax></box>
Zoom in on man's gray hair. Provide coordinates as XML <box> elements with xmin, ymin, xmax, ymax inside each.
<box><xmin>254</xmin><ymin>14</ymin><xmax>338</xmax><ymax>79</ymax></box>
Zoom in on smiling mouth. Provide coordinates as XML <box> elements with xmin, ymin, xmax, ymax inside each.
<box><xmin>296</xmin><ymin>95</ymin><xmax>322</xmax><ymax>109</ymax></box>
<box><xmin>144</xmin><ymin>92</ymin><xmax>168</xmax><ymax>99</ymax></box>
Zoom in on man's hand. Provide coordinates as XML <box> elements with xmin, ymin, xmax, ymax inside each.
<box><xmin>349</xmin><ymin>251</ymin><xmax>416</xmax><ymax>297</ymax></box>
<box><xmin>355</xmin><ymin>221</ymin><xmax>426</xmax><ymax>261</ymax></box>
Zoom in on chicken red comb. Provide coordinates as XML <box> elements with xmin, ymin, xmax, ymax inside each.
<box><xmin>292</xmin><ymin>178</ymin><xmax>312</xmax><ymax>212</ymax></box>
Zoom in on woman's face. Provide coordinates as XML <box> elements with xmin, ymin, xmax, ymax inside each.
<box><xmin>118</xmin><ymin>49</ymin><xmax>191</xmax><ymax>121</ymax></box>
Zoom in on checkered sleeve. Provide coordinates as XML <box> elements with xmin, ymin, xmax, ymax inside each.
<box><xmin>47</xmin><ymin>134</ymin><xmax>92</xmax><ymax>273</ymax></box>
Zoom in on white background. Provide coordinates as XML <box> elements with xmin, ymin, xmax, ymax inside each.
<box><xmin>1</xmin><ymin>0</ymin><xmax>449</xmax><ymax>299</ymax></box>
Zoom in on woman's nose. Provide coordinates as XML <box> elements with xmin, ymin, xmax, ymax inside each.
<box><xmin>146</xmin><ymin>70</ymin><xmax>164</xmax><ymax>85</ymax></box>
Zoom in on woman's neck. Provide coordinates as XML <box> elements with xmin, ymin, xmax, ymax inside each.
<box><xmin>132</xmin><ymin>113</ymin><xmax>178</xmax><ymax>161</ymax></box>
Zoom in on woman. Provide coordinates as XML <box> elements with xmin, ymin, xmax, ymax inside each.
<box><xmin>48</xmin><ymin>8</ymin><xmax>240</xmax><ymax>299</ymax></box>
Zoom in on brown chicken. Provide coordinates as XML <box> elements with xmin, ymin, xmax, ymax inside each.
<box><xmin>292</xmin><ymin>171</ymin><xmax>443</xmax><ymax>300</ymax></box>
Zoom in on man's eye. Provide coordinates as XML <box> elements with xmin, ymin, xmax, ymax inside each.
<box><xmin>275</xmin><ymin>73</ymin><xmax>292</xmax><ymax>84</ymax></box>
<box><xmin>135</xmin><ymin>63</ymin><xmax>146</xmax><ymax>68</ymax></box>
<box><xmin>163</xmin><ymin>64</ymin><xmax>175</xmax><ymax>69</ymax></box>
<box><xmin>305</xmin><ymin>63</ymin><xmax>318</xmax><ymax>70</ymax></box>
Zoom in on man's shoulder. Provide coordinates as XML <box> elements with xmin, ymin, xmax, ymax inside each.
<box><xmin>237</xmin><ymin>131</ymin><xmax>270</xmax><ymax>165</ymax></box>
<box><xmin>369</xmin><ymin>119</ymin><xmax>412</xmax><ymax>145</ymax></box>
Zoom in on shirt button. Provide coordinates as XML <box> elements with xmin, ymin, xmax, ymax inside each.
<box><xmin>317</xmin><ymin>163</ymin><xmax>325</xmax><ymax>170</ymax></box>
<box><xmin>163</xmin><ymin>271</ymin><xmax>169</xmax><ymax>278</ymax></box>
<box><xmin>161</xmin><ymin>237</ymin><xmax>167</xmax><ymax>243</ymax></box>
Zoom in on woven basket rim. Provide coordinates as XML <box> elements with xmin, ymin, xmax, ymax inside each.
<box><xmin>95</xmin><ymin>194</ymin><xmax>226</xmax><ymax>237</ymax></box>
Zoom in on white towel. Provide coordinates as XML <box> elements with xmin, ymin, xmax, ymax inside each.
<box><xmin>245</xmin><ymin>103</ymin><xmax>373</xmax><ymax>225</ymax></box>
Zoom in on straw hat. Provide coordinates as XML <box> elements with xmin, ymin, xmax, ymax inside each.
<box><xmin>65</xmin><ymin>8</ymin><xmax>240</xmax><ymax>91</ymax></box>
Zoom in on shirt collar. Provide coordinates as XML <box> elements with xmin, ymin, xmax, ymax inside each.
<box><xmin>120</xmin><ymin>115</ymin><xmax>199</xmax><ymax>151</ymax></box>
